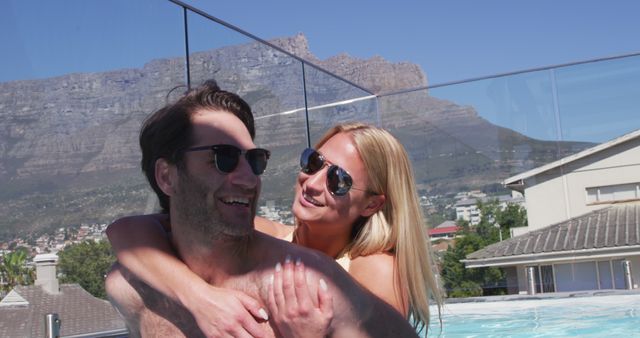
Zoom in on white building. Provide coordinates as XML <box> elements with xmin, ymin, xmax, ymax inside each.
<box><xmin>455</xmin><ymin>194</ymin><xmax>524</xmax><ymax>226</ymax></box>
<box><xmin>464</xmin><ymin>129</ymin><xmax>640</xmax><ymax>294</ymax></box>
<box><xmin>503</xmin><ymin>129</ymin><xmax>640</xmax><ymax>237</ymax></box>
<box><xmin>455</xmin><ymin>198</ymin><xmax>482</xmax><ymax>225</ymax></box>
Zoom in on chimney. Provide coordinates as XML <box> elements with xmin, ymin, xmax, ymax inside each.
<box><xmin>34</xmin><ymin>253</ymin><xmax>60</xmax><ymax>294</ymax></box>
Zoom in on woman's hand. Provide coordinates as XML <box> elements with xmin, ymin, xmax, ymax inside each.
<box><xmin>185</xmin><ymin>281</ymin><xmax>269</xmax><ymax>338</ymax></box>
<box><xmin>267</xmin><ymin>256</ymin><xmax>334</xmax><ymax>338</ymax></box>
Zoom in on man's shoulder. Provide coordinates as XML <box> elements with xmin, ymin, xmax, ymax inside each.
<box><xmin>105</xmin><ymin>263</ymin><xmax>204</xmax><ymax>337</ymax></box>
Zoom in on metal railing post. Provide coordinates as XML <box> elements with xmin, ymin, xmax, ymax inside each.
<box><xmin>44</xmin><ymin>313</ymin><xmax>61</xmax><ymax>338</ymax></box>
<box><xmin>526</xmin><ymin>266</ymin><xmax>536</xmax><ymax>295</ymax></box>
<box><xmin>623</xmin><ymin>260</ymin><xmax>633</xmax><ymax>290</ymax></box>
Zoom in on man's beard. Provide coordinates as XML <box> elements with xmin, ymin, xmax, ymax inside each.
<box><xmin>172</xmin><ymin>170</ymin><xmax>254</xmax><ymax>242</ymax></box>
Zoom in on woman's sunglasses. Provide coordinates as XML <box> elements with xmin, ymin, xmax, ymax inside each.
<box><xmin>184</xmin><ymin>144</ymin><xmax>271</xmax><ymax>175</ymax></box>
<box><xmin>299</xmin><ymin>148</ymin><xmax>373</xmax><ymax>196</ymax></box>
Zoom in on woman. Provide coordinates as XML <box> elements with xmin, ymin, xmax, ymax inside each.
<box><xmin>107</xmin><ymin>122</ymin><xmax>442</xmax><ymax>336</ymax></box>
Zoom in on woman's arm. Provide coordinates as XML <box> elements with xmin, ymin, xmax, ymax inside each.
<box><xmin>348</xmin><ymin>253</ymin><xmax>407</xmax><ymax>316</ymax></box>
<box><xmin>106</xmin><ymin>215</ymin><xmax>269</xmax><ymax>337</ymax></box>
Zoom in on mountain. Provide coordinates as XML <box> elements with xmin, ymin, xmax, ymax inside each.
<box><xmin>0</xmin><ymin>34</ymin><xmax>591</xmax><ymax>240</ymax></box>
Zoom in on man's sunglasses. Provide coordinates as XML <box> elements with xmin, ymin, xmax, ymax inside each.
<box><xmin>184</xmin><ymin>144</ymin><xmax>271</xmax><ymax>175</ymax></box>
<box><xmin>299</xmin><ymin>148</ymin><xmax>373</xmax><ymax>196</ymax></box>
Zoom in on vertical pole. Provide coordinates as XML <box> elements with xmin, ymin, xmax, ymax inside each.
<box><xmin>182</xmin><ymin>7</ymin><xmax>191</xmax><ymax>90</ymax></box>
<box><xmin>526</xmin><ymin>266</ymin><xmax>536</xmax><ymax>295</ymax></box>
<box><xmin>301</xmin><ymin>62</ymin><xmax>311</xmax><ymax>148</ymax></box>
<box><xmin>623</xmin><ymin>260</ymin><xmax>633</xmax><ymax>290</ymax></box>
<box><xmin>45</xmin><ymin>313</ymin><xmax>61</xmax><ymax>338</ymax></box>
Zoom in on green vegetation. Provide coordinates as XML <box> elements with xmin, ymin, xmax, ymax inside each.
<box><xmin>441</xmin><ymin>200</ymin><xmax>527</xmax><ymax>298</ymax></box>
<box><xmin>0</xmin><ymin>247</ymin><xmax>35</xmax><ymax>294</ymax></box>
<box><xmin>58</xmin><ymin>240</ymin><xmax>116</xmax><ymax>299</ymax></box>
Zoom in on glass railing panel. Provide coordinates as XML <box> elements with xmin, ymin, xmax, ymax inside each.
<box><xmin>429</xmin><ymin>70</ymin><xmax>567</xmax><ymax>173</ymax></box>
<box><xmin>303</xmin><ymin>63</ymin><xmax>378</xmax><ymax>144</ymax></box>
<box><xmin>185</xmin><ymin>9</ymin><xmax>307</xmax><ymax>218</ymax></box>
<box><xmin>554</xmin><ymin>55</ymin><xmax>640</xmax><ymax>240</ymax></box>
<box><xmin>380</xmin><ymin>70</ymin><xmax>560</xmax><ymax>205</ymax></box>
<box><xmin>0</xmin><ymin>0</ymin><xmax>185</xmax><ymax>241</ymax></box>
<box><xmin>379</xmin><ymin>55</ymin><xmax>640</xmax><ymax>300</ymax></box>
<box><xmin>378</xmin><ymin>71</ymin><xmax>564</xmax><ymax>298</ymax></box>
<box><xmin>555</xmin><ymin>55</ymin><xmax>640</xmax><ymax>143</ymax></box>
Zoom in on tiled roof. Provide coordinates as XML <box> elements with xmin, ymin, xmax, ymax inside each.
<box><xmin>434</xmin><ymin>220</ymin><xmax>458</xmax><ymax>228</ymax></box>
<box><xmin>465</xmin><ymin>202</ymin><xmax>640</xmax><ymax>263</ymax></box>
<box><xmin>0</xmin><ymin>284</ymin><xmax>126</xmax><ymax>338</ymax></box>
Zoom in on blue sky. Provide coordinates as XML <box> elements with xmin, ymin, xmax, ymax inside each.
<box><xmin>183</xmin><ymin>0</ymin><xmax>640</xmax><ymax>85</ymax></box>
<box><xmin>2</xmin><ymin>0</ymin><xmax>639</xmax><ymax>142</ymax></box>
<box><xmin>3</xmin><ymin>0</ymin><xmax>639</xmax><ymax>85</ymax></box>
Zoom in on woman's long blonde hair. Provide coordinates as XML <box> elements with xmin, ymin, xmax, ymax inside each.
<box><xmin>313</xmin><ymin>122</ymin><xmax>442</xmax><ymax>331</ymax></box>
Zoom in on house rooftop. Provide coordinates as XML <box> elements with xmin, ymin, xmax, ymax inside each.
<box><xmin>463</xmin><ymin>201</ymin><xmax>640</xmax><ymax>268</ymax></box>
<box><xmin>0</xmin><ymin>284</ymin><xmax>126</xmax><ymax>338</ymax></box>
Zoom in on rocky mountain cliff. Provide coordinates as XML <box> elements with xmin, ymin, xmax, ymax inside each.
<box><xmin>271</xmin><ymin>33</ymin><xmax>428</xmax><ymax>94</ymax></box>
<box><xmin>0</xmin><ymin>34</ymin><xmax>590</xmax><ymax>240</ymax></box>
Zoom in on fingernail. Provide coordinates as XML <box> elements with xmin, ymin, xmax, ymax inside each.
<box><xmin>319</xmin><ymin>278</ymin><xmax>328</xmax><ymax>291</ymax></box>
<box><xmin>285</xmin><ymin>255</ymin><xmax>291</xmax><ymax>264</ymax></box>
<box><xmin>295</xmin><ymin>257</ymin><xmax>302</xmax><ymax>266</ymax></box>
<box><xmin>269</xmin><ymin>274</ymin><xmax>274</xmax><ymax>285</ymax></box>
<box><xmin>275</xmin><ymin>262</ymin><xmax>281</xmax><ymax>272</ymax></box>
<box><xmin>259</xmin><ymin>308</ymin><xmax>269</xmax><ymax>321</ymax></box>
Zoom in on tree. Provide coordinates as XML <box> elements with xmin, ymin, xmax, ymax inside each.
<box><xmin>477</xmin><ymin>199</ymin><xmax>527</xmax><ymax>242</ymax></box>
<box><xmin>497</xmin><ymin>203</ymin><xmax>528</xmax><ymax>232</ymax></box>
<box><xmin>0</xmin><ymin>247</ymin><xmax>35</xmax><ymax>294</ymax></box>
<box><xmin>58</xmin><ymin>240</ymin><xmax>116</xmax><ymax>299</ymax></box>
<box><xmin>440</xmin><ymin>199</ymin><xmax>527</xmax><ymax>297</ymax></box>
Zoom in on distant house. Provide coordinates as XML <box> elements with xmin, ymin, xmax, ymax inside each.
<box><xmin>454</xmin><ymin>199</ymin><xmax>482</xmax><ymax>225</ymax></box>
<box><xmin>0</xmin><ymin>254</ymin><xmax>127</xmax><ymax>338</ymax></box>
<box><xmin>455</xmin><ymin>194</ymin><xmax>524</xmax><ymax>226</ymax></box>
<box><xmin>428</xmin><ymin>220</ymin><xmax>461</xmax><ymax>239</ymax></box>
<box><xmin>464</xmin><ymin>129</ymin><xmax>640</xmax><ymax>294</ymax></box>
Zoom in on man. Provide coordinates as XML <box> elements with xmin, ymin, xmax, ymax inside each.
<box><xmin>106</xmin><ymin>81</ymin><xmax>417</xmax><ymax>337</ymax></box>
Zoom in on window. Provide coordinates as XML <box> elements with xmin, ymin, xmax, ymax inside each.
<box><xmin>553</xmin><ymin>260</ymin><xmax>626</xmax><ymax>292</ymax></box>
<box><xmin>586</xmin><ymin>182</ymin><xmax>640</xmax><ymax>204</ymax></box>
<box><xmin>612</xmin><ymin>259</ymin><xmax>627</xmax><ymax>289</ymax></box>
<box><xmin>529</xmin><ymin>265</ymin><xmax>556</xmax><ymax>293</ymax></box>
<box><xmin>598</xmin><ymin>261</ymin><xmax>613</xmax><ymax>289</ymax></box>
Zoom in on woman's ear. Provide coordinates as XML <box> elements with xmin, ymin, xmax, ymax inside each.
<box><xmin>155</xmin><ymin>158</ymin><xmax>176</xmax><ymax>196</ymax></box>
<box><xmin>361</xmin><ymin>194</ymin><xmax>386</xmax><ymax>217</ymax></box>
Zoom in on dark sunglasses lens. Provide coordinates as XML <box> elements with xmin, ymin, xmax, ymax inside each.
<box><xmin>300</xmin><ymin>148</ymin><xmax>324</xmax><ymax>174</ymax></box>
<box><xmin>214</xmin><ymin>146</ymin><xmax>241</xmax><ymax>173</ymax></box>
<box><xmin>247</xmin><ymin>149</ymin><xmax>270</xmax><ymax>175</ymax></box>
<box><xmin>327</xmin><ymin>165</ymin><xmax>353</xmax><ymax>196</ymax></box>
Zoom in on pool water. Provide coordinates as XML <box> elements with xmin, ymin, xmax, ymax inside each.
<box><xmin>425</xmin><ymin>294</ymin><xmax>640</xmax><ymax>337</ymax></box>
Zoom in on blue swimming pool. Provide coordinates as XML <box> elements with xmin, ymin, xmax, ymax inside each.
<box><xmin>425</xmin><ymin>293</ymin><xmax>640</xmax><ymax>337</ymax></box>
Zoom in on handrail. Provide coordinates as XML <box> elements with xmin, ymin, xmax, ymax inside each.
<box><xmin>377</xmin><ymin>50</ymin><xmax>640</xmax><ymax>97</ymax></box>
<box><xmin>167</xmin><ymin>0</ymin><xmax>375</xmax><ymax>96</ymax></box>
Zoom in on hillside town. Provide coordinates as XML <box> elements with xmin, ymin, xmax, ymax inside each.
<box><xmin>0</xmin><ymin>189</ymin><xmax>525</xmax><ymax>261</ymax></box>
<box><xmin>0</xmin><ymin>224</ymin><xmax>109</xmax><ymax>257</ymax></box>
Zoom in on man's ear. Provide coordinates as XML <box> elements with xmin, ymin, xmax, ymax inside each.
<box><xmin>155</xmin><ymin>158</ymin><xmax>177</xmax><ymax>196</ymax></box>
<box><xmin>360</xmin><ymin>194</ymin><xmax>386</xmax><ymax>217</ymax></box>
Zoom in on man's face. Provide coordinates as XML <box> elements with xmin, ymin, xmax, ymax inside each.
<box><xmin>170</xmin><ymin>109</ymin><xmax>261</xmax><ymax>239</ymax></box>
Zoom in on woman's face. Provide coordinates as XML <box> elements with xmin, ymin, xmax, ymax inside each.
<box><xmin>292</xmin><ymin>132</ymin><xmax>377</xmax><ymax>233</ymax></box>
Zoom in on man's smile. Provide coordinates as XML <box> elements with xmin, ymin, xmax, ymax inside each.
<box><xmin>220</xmin><ymin>196</ymin><xmax>250</xmax><ymax>207</ymax></box>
